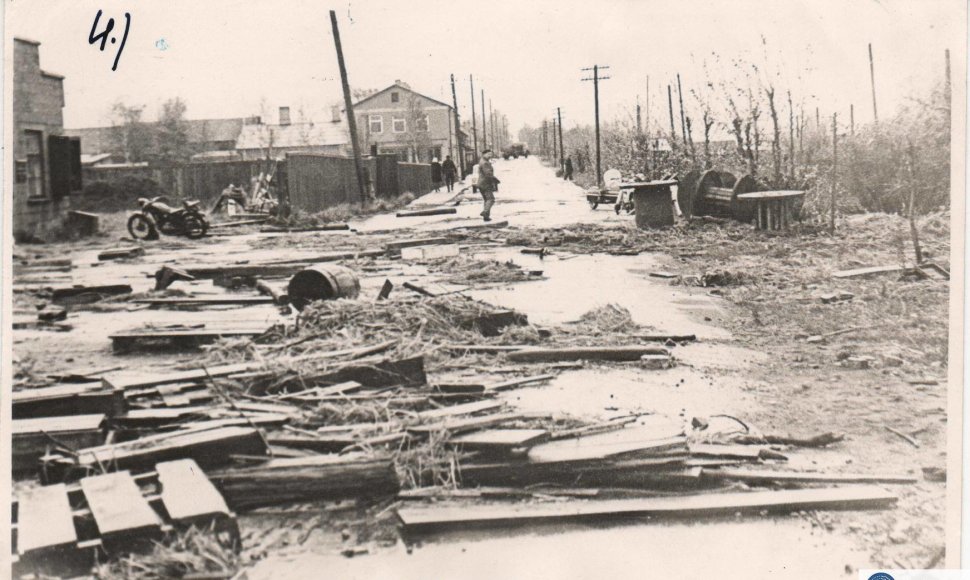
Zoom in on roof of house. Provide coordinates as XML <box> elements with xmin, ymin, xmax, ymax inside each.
<box><xmin>65</xmin><ymin>118</ymin><xmax>250</xmax><ymax>154</ymax></box>
<box><xmin>353</xmin><ymin>83</ymin><xmax>452</xmax><ymax>110</ymax></box>
<box><xmin>80</xmin><ymin>153</ymin><xmax>114</xmax><ymax>165</ymax></box>
<box><xmin>235</xmin><ymin>121</ymin><xmax>349</xmax><ymax>150</ymax></box>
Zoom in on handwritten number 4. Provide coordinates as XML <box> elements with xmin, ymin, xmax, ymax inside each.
<box><xmin>89</xmin><ymin>9</ymin><xmax>130</xmax><ymax>71</ymax></box>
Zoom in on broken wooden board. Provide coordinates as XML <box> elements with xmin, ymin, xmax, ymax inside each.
<box><xmin>110</xmin><ymin>327</ymin><xmax>268</xmax><ymax>353</ymax></box>
<box><xmin>459</xmin><ymin>456</ymin><xmax>693</xmax><ymax>489</ymax></box>
<box><xmin>15</xmin><ymin>483</ymin><xmax>77</xmax><ymax>559</ymax></box>
<box><xmin>690</xmin><ymin>444</ymin><xmax>788</xmax><ymax>461</ymax></box>
<box><xmin>208</xmin><ymin>454</ymin><xmax>400</xmax><ymax>511</ymax></box>
<box><xmin>386</xmin><ymin>237</ymin><xmax>451</xmax><ymax>253</ymax></box>
<box><xmin>487</xmin><ymin>374</ymin><xmax>556</xmax><ymax>392</ymax></box>
<box><xmin>104</xmin><ymin>362</ymin><xmax>255</xmax><ymax>391</ymax></box>
<box><xmin>832</xmin><ymin>265</ymin><xmax>907</xmax><ymax>279</ymax></box>
<box><xmin>12</xmin><ymin>383</ymin><xmax>126</xmax><ymax>419</ymax></box>
<box><xmin>51</xmin><ymin>284</ymin><xmax>132</xmax><ymax>302</ymax></box>
<box><xmin>408</xmin><ymin>412</ymin><xmax>524</xmax><ymax>436</ymax></box>
<box><xmin>259</xmin><ymin>223</ymin><xmax>348</xmax><ymax>232</ymax></box>
<box><xmin>444</xmin><ymin>220</ymin><xmax>509</xmax><ymax>231</ymax></box>
<box><xmin>133</xmin><ymin>296</ymin><xmax>275</xmax><ymax>306</ymax></box>
<box><xmin>442</xmin><ymin>344</ymin><xmax>525</xmax><ymax>355</ymax></box>
<box><xmin>275</xmin><ymin>381</ymin><xmax>364</xmax><ymax>400</ymax></box>
<box><xmin>508</xmin><ymin>346</ymin><xmax>670</xmax><ymax>363</ymax></box>
<box><xmin>449</xmin><ymin>429</ymin><xmax>550</xmax><ymax>452</ymax></box>
<box><xmin>701</xmin><ymin>468</ymin><xmax>918</xmax><ymax>485</ymax></box>
<box><xmin>402</xmin><ymin>281</ymin><xmax>468</xmax><ymax>297</ymax></box>
<box><xmin>527</xmin><ymin>425</ymin><xmax>687</xmax><ymax>464</ymax></box>
<box><xmin>303</xmin><ymin>356</ymin><xmax>426</xmax><ymax>390</ymax></box>
<box><xmin>81</xmin><ymin>471</ymin><xmax>164</xmax><ymax>552</ymax></box>
<box><xmin>396</xmin><ymin>486</ymin><xmax>898</xmax><ymax>533</ymax></box>
<box><xmin>156</xmin><ymin>459</ymin><xmax>235</xmax><ymax>528</ymax></box>
<box><xmin>272</xmin><ymin>249</ymin><xmax>384</xmax><ymax>265</ymax></box>
<box><xmin>396</xmin><ymin>207</ymin><xmax>458</xmax><ymax>217</ymax></box>
<box><xmin>401</xmin><ymin>243</ymin><xmax>460</xmax><ymax>261</ymax></box>
<box><xmin>13</xmin><ymin>414</ymin><xmax>106</xmax><ymax>472</ymax></box>
<box><xmin>98</xmin><ymin>247</ymin><xmax>145</xmax><ymax>261</ymax></box>
<box><xmin>416</xmin><ymin>400</ymin><xmax>505</xmax><ymax>421</ymax></box>
<box><xmin>41</xmin><ymin>426</ymin><xmax>267</xmax><ymax>483</ymax></box>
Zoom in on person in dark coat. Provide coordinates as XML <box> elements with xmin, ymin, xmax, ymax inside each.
<box><xmin>477</xmin><ymin>149</ymin><xmax>499</xmax><ymax>221</ymax></box>
<box><xmin>430</xmin><ymin>157</ymin><xmax>443</xmax><ymax>192</ymax></box>
<box><xmin>564</xmin><ymin>156</ymin><xmax>574</xmax><ymax>181</ymax></box>
<box><xmin>441</xmin><ymin>155</ymin><xmax>458</xmax><ymax>192</ymax></box>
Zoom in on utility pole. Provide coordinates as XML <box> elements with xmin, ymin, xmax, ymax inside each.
<box><xmin>329</xmin><ymin>10</ymin><xmax>367</xmax><ymax>204</ymax></box>
<box><xmin>850</xmin><ymin>104</ymin><xmax>855</xmax><ymax>136</ymax></box>
<box><xmin>581</xmin><ymin>64</ymin><xmax>610</xmax><ymax>186</ymax></box>
<box><xmin>551</xmin><ymin>116</ymin><xmax>558</xmax><ymax>166</ymax></box>
<box><xmin>557</xmin><ymin>107</ymin><xmax>564</xmax><ymax>173</ymax></box>
<box><xmin>667</xmin><ymin>84</ymin><xmax>676</xmax><ymax>145</ymax></box>
<box><xmin>470</xmin><ymin>75</ymin><xmax>479</xmax><ymax>161</ymax></box>
<box><xmin>450</xmin><ymin>74</ymin><xmax>465</xmax><ymax>176</ymax></box>
<box><xmin>636</xmin><ymin>95</ymin><xmax>642</xmax><ymax>134</ymax></box>
<box><xmin>541</xmin><ymin>119</ymin><xmax>548</xmax><ymax>157</ymax></box>
<box><xmin>645</xmin><ymin>76</ymin><xmax>650</xmax><ymax>136</ymax></box>
<box><xmin>677</xmin><ymin>73</ymin><xmax>687</xmax><ymax>148</ymax></box>
<box><xmin>481</xmin><ymin>89</ymin><xmax>487</xmax><ymax>150</ymax></box>
<box><xmin>489</xmin><ymin>99</ymin><xmax>496</xmax><ymax>153</ymax></box>
<box><xmin>869</xmin><ymin>43</ymin><xmax>878</xmax><ymax>125</ymax></box>
<box><xmin>830</xmin><ymin>113</ymin><xmax>837</xmax><ymax>233</ymax></box>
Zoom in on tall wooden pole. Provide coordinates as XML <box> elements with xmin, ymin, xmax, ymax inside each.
<box><xmin>850</xmin><ymin>104</ymin><xmax>855</xmax><ymax>136</ymax></box>
<box><xmin>481</xmin><ymin>89</ymin><xmax>487</xmax><ymax>150</ymax></box>
<box><xmin>450</xmin><ymin>74</ymin><xmax>465</xmax><ymax>176</ymax></box>
<box><xmin>667</xmin><ymin>84</ymin><xmax>676</xmax><ymax>145</ymax></box>
<box><xmin>557</xmin><ymin>107</ymin><xmax>564</xmax><ymax>172</ymax></box>
<box><xmin>594</xmin><ymin>66</ymin><xmax>601</xmax><ymax>185</ymax></box>
<box><xmin>551</xmin><ymin>116</ymin><xmax>558</xmax><ymax>165</ymax></box>
<box><xmin>830</xmin><ymin>113</ymin><xmax>837</xmax><ymax>233</ymax></box>
<box><xmin>788</xmin><ymin>91</ymin><xmax>795</xmax><ymax>183</ymax></box>
<box><xmin>489</xmin><ymin>99</ymin><xmax>496</xmax><ymax>153</ymax></box>
<box><xmin>677</xmin><ymin>73</ymin><xmax>687</xmax><ymax>148</ymax></box>
<box><xmin>470</xmin><ymin>75</ymin><xmax>479</xmax><ymax>160</ymax></box>
<box><xmin>330</xmin><ymin>10</ymin><xmax>367</xmax><ymax>204</ymax></box>
<box><xmin>869</xmin><ymin>43</ymin><xmax>878</xmax><ymax>125</ymax></box>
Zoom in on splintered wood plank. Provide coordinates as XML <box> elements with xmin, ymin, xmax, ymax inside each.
<box><xmin>81</xmin><ymin>471</ymin><xmax>162</xmax><ymax>537</ymax></box>
<box><xmin>133</xmin><ymin>297</ymin><xmax>274</xmax><ymax>306</ymax></box>
<box><xmin>527</xmin><ymin>424</ymin><xmax>686</xmax><ymax>463</ymax></box>
<box><xmin>416</xmin><ymin>400</ymin><xmax>504</xmax><ymax>421</ymax></box>
<box><xmin>832</xmin><ymin>265</ymin><xmax>907</xmax><ymax>279</ymax></box>
<box><xmin>156</xmin><ymin>459</ymin><xmax>231</xmax><ymax>524</ymax></box>
<box><xmin>689</xmin><ymin>444</ymin><xmax>788</xmax><ymax>461</ymax></box>
<box><xmin>409</xmin><ymin>413</ymin><xmax>524</xmax><ymax>436</ymax></box>
<box><xmin>103</xmin><ymin>363</ymin><xmax>254</xmax><ymax>391</ymax></box>
<box><xmin>449</xmin><ymin>429</ymin><xmax>549</xmax><ymax>451</ymax></box>
<box><xmin>13</xmin><ymin>414</ymin><xmax>106</xmax><ymax>435</ymax></box>
<box><xmin>702</xmin><ymin>468</ymin><xmax>918</xmax><ymax>485</ymax></box>
<box><xmin>396</xmin><ymin>486</ymin><xmax>898</xmax><ymax>532</ymax></box>
<box><xmin>17</xmin><ymin>484</ymin><xmax>77</xmax><ymax>555</ymax></box>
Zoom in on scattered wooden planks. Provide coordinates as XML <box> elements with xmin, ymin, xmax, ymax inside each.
<box><xmin>396</xmin><ymin>207</ymin><xmax>458</xmax><ymax>217</ymax></box>
<box><xmin>401</xmin><ymin>243</ymin><xmax>461</xmax><ymax>261</ymax></box>
<box><xmin>508</xmin><ymin>346</ymin><xmax>670</xmax><ymax>363</ymax></box>
<box><xmin>41</xmin><ymin>425</ymin><xmax>267</xmax><ymax>483</ymax></box>
<box><xmin>81</xmin><ymin>471</ymin><xmax>164</xmax><ymax>552</ymax></box>
<box><xmin>396</xmin><ymin>486</ymin><xmax>898</xmax><ymax>533</ymax></box>
<box><xmin>449</xmin><ymin>429</ymin><xmax>550</xmax><ymax>452</ymax></box>
<box><xmin>208</xmin><ymin>454</ymin><xmax>400</xmax><ymax>510</ymax></box>
<box><xmin>13</xmin><ymin>414</ymin><xmax>107</xmax><ymax>472</ymax></box>
<box><xmin>386</xmin><ymin>237</ymin><xmax>451</xmax><ymax>253</ymax></box>
<box><xmin>701</xmin><ymin>468</ymin><xmax>918</xmax><ymax>485</ymax></box>
<box><xmin>103</xmin><ymin>362</ymin><xmax>254</xmax><ymax>391</ymax></box>
<box><xmin>409</xmin><ymin>412</ymin><xmax>525</xmax><ymax>437</ymax></box>
<box><xmin>832</xmin><ymin>265</ymin><xmax>907</xmax><ymax>279</ymax></box>
<box><xmin>527</xmin><ymin>425</ymin><xmax>687</xmax><ymax>464</ymax></box>
<box><xmin>690</xmin><ymin>444</ymin><xmax>788</xmax><ymax>461</ymax></box>
<box><xmin>15</xmin><ymin>483</ymin><xmax>79</xmax><ymax>564</ymax></box>
<box><xmin>98</xmin><ymin>247</ymin><xmax>145</xmax><ymax>261</ymax></box>
<box><xmin>259</xmin><ymin>223</ymin><xmax>348</xmax><ymax>233</ymax></box>
<box><xmin>109</xmin><ymin>327</ymin><xmax>269</xmax><ymax>353</ymax></box>
<box><xmin>51</xmin><ymin>284</ymin><xmax>132</xmax><ymax>303</ymax></box>
<box><xmin>133</xmin><ymin>296</ymin><xmax>275</xmax><ymax>306</ymax></box>
<box><xmin>12</xmin><ymin>383</ymin><xmax>126</xmax><ymax>419</ymax></box>
<box><xmin>156</xmin><ymin>459</ymin><xmax>236</xmax><ymax>531</ymax></box>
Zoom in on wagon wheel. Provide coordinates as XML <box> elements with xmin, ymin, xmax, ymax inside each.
<box><xmin>677</xmin><ymin>169</ymin><xmax>701</xmax><ymax>218</ymax></box>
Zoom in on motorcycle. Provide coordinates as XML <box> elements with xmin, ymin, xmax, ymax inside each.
<box><xmin>127</xmin><ymin>197</ymin><xmax>210</xmax><ymax>240</ymax></box>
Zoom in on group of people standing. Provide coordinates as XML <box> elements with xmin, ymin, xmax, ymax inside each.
<box><xmin>431</xmin><ymin>156</ymin><xmax>459</xmax><ymax>193</ymax></box>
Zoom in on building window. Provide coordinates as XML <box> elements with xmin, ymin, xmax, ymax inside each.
<box><xmin>368</xmin><ymin>115</ymin><xmax>383</xmax><ymax>134</ymax></box>
<box><xmin>391</xmin><ymin>92</ymin><xmax>399</xmax><ymax>103</ymax></box>
<box><xmin>23</xmin><ymin>130</ymin><xmax>45</xmax><ymax>199</ymax></box>
<box><xmin>416</xmin><ymin>115</ymin><xmax>429</xmax><ymax>132</ymax></box>
<box><xmin>392</xmin><ymin>117</ymin><xmax>406</xmax><ymax>133</ymax></box>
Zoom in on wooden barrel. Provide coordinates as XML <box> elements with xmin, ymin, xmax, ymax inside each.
<box><xmin>288</xmin><ymin>265</ymin><xmax>360</xmax><ymax>310</ymax></box>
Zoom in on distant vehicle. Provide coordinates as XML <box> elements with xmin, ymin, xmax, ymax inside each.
<box><xmin>502</xmin><ymin>143</ymin><xmax>529</xmax><ymax>159</ymax></box>
<box><xmin>128</xmin><ymin>197</ymin><xmax>209</xmax><ymax>240</ymax></box>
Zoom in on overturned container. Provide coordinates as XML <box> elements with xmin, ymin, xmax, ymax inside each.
<box><xmin>287</xmin><ymin>264</ymin><xmax>360</xmax><ymax>310</ymax></box>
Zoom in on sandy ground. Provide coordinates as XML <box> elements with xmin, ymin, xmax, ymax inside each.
<box><xmin>11</xmin><ymin>156</ymin><xmax>947</xmax><ymax>579</ymax></box>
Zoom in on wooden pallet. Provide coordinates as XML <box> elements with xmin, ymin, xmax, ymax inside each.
<box><xmin>13</xmin><ymin>460</ymin><xmax>237</xmax><ymax>576</ymax></box>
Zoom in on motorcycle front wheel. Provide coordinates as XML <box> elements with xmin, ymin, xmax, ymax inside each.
<box><xmin>127</xmin><ymin>213</ymin><xmax>158</xmax><ymax>240</ymax></box>
<box><xmin>183</xmin><ymin>214</ymin><xmax>209</xmax><ymax>239</ymax></box>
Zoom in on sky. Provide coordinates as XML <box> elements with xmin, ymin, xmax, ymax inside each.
<box><xmin>5</xmin><ymin>0</ymin><xmax>965</xmax><ymax>136</ymax></box>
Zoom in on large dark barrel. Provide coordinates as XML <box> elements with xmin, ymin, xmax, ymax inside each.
<box><xmin>288</xmin><ymin>265</ymin><xmax>360</xmax><ymax>310</ymax></box>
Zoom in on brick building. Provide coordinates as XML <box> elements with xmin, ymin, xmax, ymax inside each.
<box><xmin>353</xmin><ymin>82</ymin><xmax>465</xmax><ymax>163</ymax></box>
<box><xmin>12</xmin><ymin>37</ymin><xmax>81</xmax><ymax>239</ymax></box>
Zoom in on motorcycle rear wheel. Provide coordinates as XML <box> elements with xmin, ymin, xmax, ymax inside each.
<box><xmin>127</xmin><ymin>214</ymin><xmax>158</xmax><ymax>240</ymax></box>
<box><xmin>183</xmin><ymin>214</ymin><xmax>209</xmax><ymax>239</ymax></box>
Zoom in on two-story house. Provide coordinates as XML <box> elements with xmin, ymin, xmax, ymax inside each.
<box><xmin>353</xmin><ymin>82</ymin><xmax>463</xmax><ymax>164</ymax></box>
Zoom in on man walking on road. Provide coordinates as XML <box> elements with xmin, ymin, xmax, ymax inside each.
<box><xmin>564</xmin><ymin>156</ymin><xmax>574</xmax><ymax>181</ymax></box>
<box><xmin>477</xmin><ymin>149</ymin><xmax>499</xmax><ymax>221</ymax></box>
<box><xmin>442</xmin><ymin>155</ymin><xmax>457</xmax><ymax>192</ymax></box>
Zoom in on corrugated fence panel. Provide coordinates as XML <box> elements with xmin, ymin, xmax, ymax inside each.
<box><xmin>181</xmin><ymin>161</ymin><xmax>263</xmax><ymax>204</ymax></box>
